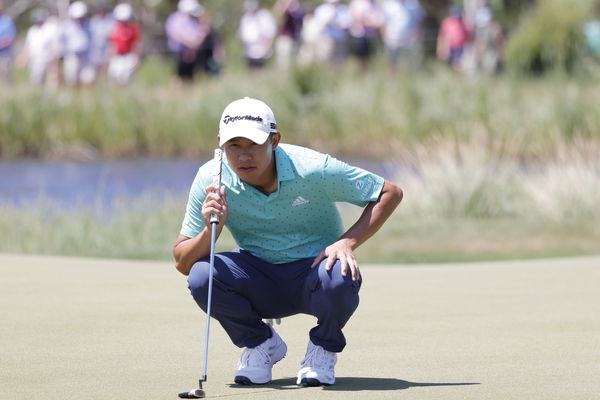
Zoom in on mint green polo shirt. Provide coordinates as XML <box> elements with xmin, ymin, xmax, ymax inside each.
<box><xmin>181</xmin><ymin>144</ymin><xmax>384</xmax><ymax>264</ymax></box>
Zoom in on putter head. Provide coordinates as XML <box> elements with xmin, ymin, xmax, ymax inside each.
<box><xmin>177</xmin><ymin>388</ymin><xmax>206</xmax><ymax>398</ymax></box>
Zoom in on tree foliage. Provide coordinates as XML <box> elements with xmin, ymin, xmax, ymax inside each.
<box><xmin>505</xmin><ymin>0</ymin><xmax>593</xmax><ymax>74</ymax></box>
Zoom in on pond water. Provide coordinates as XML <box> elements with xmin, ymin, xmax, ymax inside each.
<box><xmin>0</xmin><ymin>158</ymin><xmax>397</xmax><ymax>210</ymax></box>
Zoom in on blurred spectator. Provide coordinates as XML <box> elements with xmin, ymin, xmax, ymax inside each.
<box><xmin>274</xmin><ymin>0</ymin><xmax>305</xmax><ymax>69</ymax></box>
<box><xmin>313</xmin><ymin>0</ymin><xmax>352</xmax><ymax>66</ymax></box>
<box><xmin>108</xmin><ymin>3</ymin><xmax>140</xmax><ymax>85</ymax></box>
<box><xmin>42</xmin><ymin>10</ymin><xmax>63</xmax><ymax>88</ymax></box>
<box><xmin>436</xmin><ymin>5</ymin><xmax>471</xmax><ymax>73</ymax></box>
<box><xmin>381</xmin><ymin>0</ymin><xmax>425</xmax><ymax>71</ymax></box>
<box><xmin>0</xmin><ymin>5</ymin><xmax>16</xmax><ymax>84</ymax></box>
<box><xmin>471</xmin><ymin>1</ymin><xmax>504</xmax><ymax>75</ymax></box>
<box><xmin>349</xmin><ymin>0</ymin><xmax>384</xmax><ymax>71</ymax></box>
<box><xmin>297</xmin><ymin>8</ymin><xmax>327</xmax><ymax>65</ymax></box>
<box><xmin>62</xmin><ymin>1</ymin><xmax>93</xmax><ymax>85</ymax></box>
<box><xmin>583</xmin><ymin>20</ymin><xmax>600</xmax><ymax>58</ymax></box>
<box><xmin>238</xmin><ymin>0</ymin><xmax>277</xmax><ymax>69</ymax></box>
<box><xmin>195</xmin><ymin>11</ymin><xmax>224</xmax><ymax>76</ymax></box>
<box><xmin>165</xmin><ymin>0</ymin><xmax>208</xmax><ymax>82</ymax></box>
<box><xmin>17</xmin><ymin>9</ymin><xmax>60</xmax><ymax>86</ymax></box>
<box><xmin>89</xmin><ymin>4</ymin><xmax>115</xmax><ymax>80</ymax></box>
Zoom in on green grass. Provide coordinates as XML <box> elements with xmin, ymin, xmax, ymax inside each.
<box><xmin>352</xmin><ymin>218</ymin><xmax>600</xmax><ymax>263</ymax></box>
<box><xmin>1</xmin><ymin>198</ymin><xmax>598</xmax><ymax>263</ymax></box>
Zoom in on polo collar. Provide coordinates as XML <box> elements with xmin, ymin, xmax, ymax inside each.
<box><xmin>275</xmin><ymin>146</ymin><xmax>295</xmax><ymax>182</ymax></box>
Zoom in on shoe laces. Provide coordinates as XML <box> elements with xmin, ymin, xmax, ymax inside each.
<box><xmin>300</xmin><ymin>343</ymin><xmax>337</xmax><ymax>370</ymax></box>
<box><xmin>239</xmin><ymin>341</ymin><xmax>272</xmax><ymax>368</ymax></box>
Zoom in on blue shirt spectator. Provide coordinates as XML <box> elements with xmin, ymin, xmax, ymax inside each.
<box><xmin>0</xmin><ymin>9</ymin><xmax>17</xmax><ymax>82</ymax></box>
<box><xmin>0</xmin><ymin>10</ymin><xmax>16</xmax><ymax>55</ymax></box>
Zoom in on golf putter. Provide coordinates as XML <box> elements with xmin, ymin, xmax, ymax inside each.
<box><xmin>179</xmin><ymin>148</ymin><xmax>222</xmax><ymax>399</ymax></box>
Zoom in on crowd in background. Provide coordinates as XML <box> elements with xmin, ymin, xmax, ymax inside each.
<box><xmin>1</xmin><ymin>1</ymin><xmax>140</xmax><ymax>87</ymax></box>
<box><xmin>164</xmin><ymin>0</ymin><xmax>505</xmax><ymax>80</ymax></box>
<box><xmin>1</xmin><ymin>0</ymin><xmax>598</xmax><ymax>88</ymax></box>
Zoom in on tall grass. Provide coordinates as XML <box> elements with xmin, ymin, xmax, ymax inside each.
<box><xmin>1</xmin><ymin>62</ymin><xmax>600</xmax><ymax>160</ymax></box>
<box><xmin>392</xmin><ymin>139</ymin><xmax>600</xmax><ymax>221</ymax></box>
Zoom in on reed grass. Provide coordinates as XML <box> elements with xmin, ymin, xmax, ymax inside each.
<box><xmin>1</xmin><ymin>60</ymin><xmax>600</xmax><ymax>160</ymax></box>
<box><xmin>392</xmin><ymin>139</ymin><xmax>600</xmax><ymax>221</ymax></box>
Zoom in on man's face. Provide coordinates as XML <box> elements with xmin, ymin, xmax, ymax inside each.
<box><xmin>221</xmin><ymin>133</ymin><xmax>280</xmax><ymax>186</ymax></box>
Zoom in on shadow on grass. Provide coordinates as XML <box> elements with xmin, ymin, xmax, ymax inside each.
<box><xmin>224</xmin><ymin>377</ymin><xmax>479</xmax><ymax>396</ymax></box>
<box><xmin>325</xmin><ymin>377</ymin><xmax>480</xmax><ymax>391</ymax></box>
<box><xmin>223</xmin><ymin>378</ymin><xmax>301</xmax><ymax>397</ymax></box>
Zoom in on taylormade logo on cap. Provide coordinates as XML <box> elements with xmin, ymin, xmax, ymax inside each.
<box><xmin>222</xmin><ymin>115</ymin><xmax>263</xmax><ymax>125</ymax></box>
<box><xmin>219</xmin><ymin>97</ymin><xmax>277</xmax><ymax>147</ymax></box>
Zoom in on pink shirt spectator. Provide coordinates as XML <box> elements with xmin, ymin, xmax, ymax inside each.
<box><xmin>439</xmin><ymin>15</ymin><xmax>470</xmax><ymax>50</ymax></box>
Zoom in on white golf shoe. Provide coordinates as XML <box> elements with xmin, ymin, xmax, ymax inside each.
<box><xmin>296</xmin><ymin>340</ymin><xmax>337</xmax><ymax>386</ymax></box>
<box><xmin>234</xmin><ymin>326</ymin><xmax>287</xmax><ymax>385</ymax></box>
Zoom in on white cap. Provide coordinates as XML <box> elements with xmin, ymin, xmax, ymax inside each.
<box><xmin>113</xmin><ymin>3</ymin><xmax>133</xmax><ymax>21</ymax></box>
<box><xmin>219</xmin><ymin>97</ymin><xmax>278</xmax><ymax>147</ymax></box>
<box><xmin>178</xmin><ymin>0</ymin><xmax>201</xmax><ymax>14</ymax></box>
<box><xmin>69</xmin><ymin>1</ymin><xmax>88</xmax><ymax>19</ymax></box>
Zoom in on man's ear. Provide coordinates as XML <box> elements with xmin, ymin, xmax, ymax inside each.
<box><xmin>271</xmin><ymin>132</ymin><xmax>281</xmax><ymax>149</ymax></box>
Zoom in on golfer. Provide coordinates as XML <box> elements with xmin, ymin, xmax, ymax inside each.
<box><xmin>173</xmin><ymin>97</ymin><xmax>403</xmax><ymax>387</ymax></box>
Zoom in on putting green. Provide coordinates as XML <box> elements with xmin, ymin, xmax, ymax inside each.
<box><xmin>1</xmin><ymin>254</ymin><xmax>599</xmax><ymax>400</ymax></box>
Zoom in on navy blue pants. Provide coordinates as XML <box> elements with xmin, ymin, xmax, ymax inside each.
<box><xmin>187</xmin><ymin>249</ymin><xmax>361</xmax><ymax>353</ymax></box>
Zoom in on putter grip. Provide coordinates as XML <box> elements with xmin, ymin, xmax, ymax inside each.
<box><xmin>209</xmin><ymin>149</ymin><xmax>222</xmax><ymax>224</ymax></box>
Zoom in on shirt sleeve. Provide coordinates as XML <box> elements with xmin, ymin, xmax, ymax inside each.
<box><xmin>322</xmin><ymin>155</ymin><xmax>385</xmax><ymax>207</ymax></box>
<box><xmin>180</xmin><ymin>169</ymin><xmax>209</xmax><ymax>238</ymax></box>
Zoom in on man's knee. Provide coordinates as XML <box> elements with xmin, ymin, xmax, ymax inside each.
<box><xmin>188</xmin><ymin>260</ymin><xmax>211</xmax><ymax>306</ymax></box>
<box><xmin>317</xmin><ymin>260</ymin><xmax>362</xmax><ymax>297</ymax></box>
<box><xmin>311</xmin><ymin>259</ymin><xmax>362</xmax><ymax>324</ymax></box>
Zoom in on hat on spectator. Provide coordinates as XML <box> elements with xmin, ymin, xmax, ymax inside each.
<box><xmin>219</xmin><ymin>97</ymin><xmax>278</xmax><ymax>146</ymax></box>
<box><xmin>113</xmin><ymin>3</ymin><xmax>133</xmax><ymax>21</ymax></box>
<box><xmin>69</xmin><ymin>1</ymin><xmax>88</xmax><ymax>19</ymax></box>
<box><xmin>178</xmin><ymin>0</ymin><xmax>201</xmax><ymax>14</ymax></box>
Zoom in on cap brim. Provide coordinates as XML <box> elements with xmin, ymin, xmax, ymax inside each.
<box><xmin>219</xmin><ymin>128</ymin><xmax>269</xmax><ymax>147</ymax></box>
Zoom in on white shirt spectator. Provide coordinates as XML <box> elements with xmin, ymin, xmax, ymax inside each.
<box><xmin>62</xmin><ymin>20</ymin><xmax>90</xmax><ymax>57</ymax></box>
<box><xmin>22</xmin><ymin>19</ymin><xmax>61</xmax><ymax>84</ymax></box>
<box><xmin>381</xmin><ymin>0</ymin><xmax>410</xmax><ymax>48</ymax></box>
<box><xmin>314</xmin><ymin>1</ymin><xmax>352</xmax><ymax>42</ymax></box>
<box><xmin>239</xmin><ymin>6</ymin><xmax>277</xmax><ymax>60</ymax></box>
<box><xmin>349</xmin><ymin>0</ymin><xmax>384</xmax><ymax>39</ymax></box>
